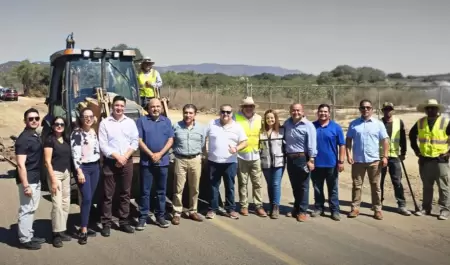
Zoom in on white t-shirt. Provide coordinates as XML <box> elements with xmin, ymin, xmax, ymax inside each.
<box><xmin>206</xmin><ymin>119</ymin><xmax>248</xmax><ymax>163</ymax></box>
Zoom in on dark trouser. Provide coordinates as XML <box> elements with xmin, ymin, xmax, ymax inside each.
<box><xmin>77</xmin><ymin>162</ymin><xmax>100</xmax><ymax>228</ymax></box>
<box><xmin>101</xmin><ymin>158</ymin><xmax>134</xmax><ymax>226</ymax></box>
<box><xmin>381</xmin><ymin>157</ymin><xmax>406</xmax><ymax>208</ymax></box>
<box><xmin>311</xmin><ymin>167</ymin><xmax>340</xmax><ymax>213</ymax></box>
<box><xmin>419</xmin><ymin>158</ymin><xmax>450</xmax><ymax>212</ymax></box>
<box><xmin>139</xmin><ymin>165</ymin><xmax>169</xmax><ymax>220</ymax></box>
<box><xmin>262</xmin><ymin>167</ymin><xmax>284</xmax><ymax>206</ymax></box>
<box><xmin>286</xmin><ymin>156</ymin><xmax>310</xmax><ymax>214</ymax></box>
<box><xmin>208</xmin><ymin>160</ymin><xmax>237</xmax><ymax>213</ymax></box>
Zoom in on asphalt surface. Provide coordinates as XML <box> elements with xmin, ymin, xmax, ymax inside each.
<box><xmin>0</xmin><ymin>162</ymin><xmax>449</xmax><ymax>265</ymax></box>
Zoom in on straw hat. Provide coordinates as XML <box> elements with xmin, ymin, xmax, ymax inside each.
<box><xmin>239</xmin><ymin>97</ymin><xmax>258</xmax><ymax>107</ymax></box>
<box><xmin>416</xmin><ymin>99</ymin><xmax>445</xmax><ymax>112</ymax></box>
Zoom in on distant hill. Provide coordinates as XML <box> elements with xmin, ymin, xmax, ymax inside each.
<box><xmin>0</xmin><ymin>61</ymin><xmax>300</xmax><ymax>76</ymax></box>
<box><xmin>154</xmin><ymin>63</ymin><xmax>302</xmax><ymax>76</ymax></box>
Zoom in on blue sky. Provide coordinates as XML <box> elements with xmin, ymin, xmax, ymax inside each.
<box><xmin>0</xmin><ymin>0</ymin><xmax>449</xmax><ymax>75</ymax></box>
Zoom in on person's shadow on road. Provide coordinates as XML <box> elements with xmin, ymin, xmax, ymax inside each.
<box><xmin>0</xmin><ymin>219</ymin><xmax>52</xmax><ymax>249</ymax></box>
<box><xmin>0</xmin><ymin>169</ymin><xmax>16</xmax><ymax>179</ymax></box>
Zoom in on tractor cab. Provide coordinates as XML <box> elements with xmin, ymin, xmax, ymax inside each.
<box><xmin>43</xmin><ymin>33</ymin><xmax>144</xmax><ymax>134</ymax></box>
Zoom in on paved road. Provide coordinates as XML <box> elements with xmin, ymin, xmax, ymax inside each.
<box><xmin>0</xmin><ymin>163</ymin><xmax>449</xmax><ymax>265</ymax></box>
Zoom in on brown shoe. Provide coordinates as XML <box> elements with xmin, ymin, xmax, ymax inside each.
<box><xmin>255</xmin><ymin>207</ymin><xmax>268</xmax><ymax>217</ymax></box>
<box><xmin>190</xmin><ymin>212</ymin><xmax>203</xmax><ymax>222</ymax></box>
<box><xmin>374</xmin><ymin>211</ymin><xmax>383</xmax><ymax>220</ymax></box>
<box><xmin>240</xmin><ymin>207</ymin><xmax>249</xmax><ymax>216</ymax></box>
<box><xmin>296</xmin><ymin>213</ymin><xmax>308</xmax><ymax>222</ymax></box>
<box><xmin>347</xmin><ymin>209</ymin><xmax>360</xmax><ymax>218</ymax></box>
<box><xmin>171</xmin><ymin>216</ymin><xmax>180</xmax><ymax>225</ymax></box>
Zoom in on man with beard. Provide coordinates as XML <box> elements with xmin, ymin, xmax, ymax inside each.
<box><xmin>15</xmin><ymin>108</ymin><xmax>46</xmax><ymax>250</ymax></box>
<box><xmin>409</xmin><ymin>99</ymin><xmax>450</xmax><ymax>220</ymax></box>
<box><xmin>137</xmin><ymin>57</ymin><xmax>163</xmax><ymax>107</ymax></box>
<box><xmin>98</xmin><ymin>95</ymin><xmax>140</xmax><ymax>236</ymax></box>
<box><xmin>136</xmin><ymin>98</ymin><xmax>174</xmax><ymax>229</ymax></box>
<box><xmin>311</xmin><ymin>104</ymin><xmax>345</xmax><ymax>221</ymax></box>
<box><xmin>171</xmin><ymin>104</ymin><xmax>205</xmax><ymax>225</ymax></box>
<box><xmin>346</xmin><ymin>99</ymin><xmax>389</xmax><ymax>220</ymax></box>
<box><xmin>205</xmin><ymin>104</ymin><xmax>248</xmax><ymax>220</ymax></box>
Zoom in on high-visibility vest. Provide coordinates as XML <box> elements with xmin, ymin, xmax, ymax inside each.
<box><xmin>417</xmin><ymin>116</ymin><xmax>449</xmax><ymax>157</ymax></box>
<box><xmin>380</xmin><ymin>117</ymin><xmax>401</xmax><ymax>157</ymax></box>
<box><xmin>235</xmin><ymin>113</ymin><xmax>261</xmax><ymax>153</ymax></box>
<box><xmin>137</xmin><ymin>70</ymin><xmax>158</xmax><ymax>97</ymax></box>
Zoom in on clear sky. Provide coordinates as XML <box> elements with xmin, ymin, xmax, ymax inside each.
<box><xmin>0</xmin><ymin>0</ymin><xmax>449</xmax><ymax>75</ymax></box>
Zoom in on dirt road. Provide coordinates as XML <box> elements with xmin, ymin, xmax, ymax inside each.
<box><xmin>0</xmin><ymin>97</ymin><xmax>449</xmax><ymax>265</ymax></box>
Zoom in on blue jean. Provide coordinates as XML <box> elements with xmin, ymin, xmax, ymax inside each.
<box><xmin>262</xmin><ymin>167</ymin><xmax>284</xmax><ymax>206</ymax></box>
<box><xmin>208</xmin><ymin>161</ymin><xmax>237</xmax><ymax>212</ymax></box>
<box><xmin>77</xmin><ymin>162</ymin><xmax>100</xmax><ymax>228</ymax></box>
<box><xmin>286</xmin><ymin>156</ymin><xmax>310</xmax><ymax>214</ymax></box>
<box><xmin>311</xmin><ymin>167</ymin><xmax>340</xmax><ymax>213</ymax></box>
<box><xmin>139</xmin><ymin>165</ymin><xmax>168</xmax><ymax>220</ymax></box>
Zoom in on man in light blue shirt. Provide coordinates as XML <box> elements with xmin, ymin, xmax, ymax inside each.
<box><xmin>346</xmin><ymin>99</ymin><xmax>389</xmax><ymax>220</ymax></box>
<box><xmin>171</xmin><ymin>104</ymin><xmax>206</xmax><ymax>225</ymax></box>
<box><xmin>283</xmin><ymin>103</ymin><xmax>317</xmax><ymax>222</ymax></box>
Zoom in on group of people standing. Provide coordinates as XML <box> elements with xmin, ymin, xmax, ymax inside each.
<box><xmin>14</xmin><ymin>95</ymin><xmax>450</xmax><ymax>251</ymax></box>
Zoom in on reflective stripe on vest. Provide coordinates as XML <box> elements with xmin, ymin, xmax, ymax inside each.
<box><xmin>235</xmin><ymin>113</ymin><xmax>261</xmax><ymax>153</ymax></box>
<box><xmin>380</xmin><ymin>117</ymin><xmax>401</xmax><ymax>157</ymax></box>
<box><xmin>417</xmin><ymin>116</ymin><xmax>449</xmax><ymax>157</ymax></box>
<box><xmin>138</xmin><ymin>70</ymin><xmax>157</xmax><ymax>97</ymax></box>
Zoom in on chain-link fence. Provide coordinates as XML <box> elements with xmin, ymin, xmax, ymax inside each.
<box><xmin>161</xmin><ymin>83</ymin><xmax>450</xmax><ymax>124</ymax></box>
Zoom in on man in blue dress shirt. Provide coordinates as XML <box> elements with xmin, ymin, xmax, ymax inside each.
<box><xmin>346</xmin><ymin>99</ymin><xmax>389</xmax><ymax>220</ymax></box>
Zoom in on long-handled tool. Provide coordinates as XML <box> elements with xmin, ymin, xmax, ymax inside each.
<box><xmin>400</xmin><ymin>160</ymin><xmax>421</xmax><ymax>215</ymax></box>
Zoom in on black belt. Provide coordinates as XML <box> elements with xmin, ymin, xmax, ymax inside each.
<box><xmin>175</xmin><ymin>153</ymin><xmax>200</xmax><ymax>159</ymax></box>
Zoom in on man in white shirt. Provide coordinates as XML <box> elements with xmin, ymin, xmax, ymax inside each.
<box><xmin>98</xmin><ymin>95</ymin><xmax>139</xmax><ymax>236</ymax></box>
<box><xmin>204</xmin><ymin>104</ymin><xmax>248</xmax><ymax>220</ymax></box>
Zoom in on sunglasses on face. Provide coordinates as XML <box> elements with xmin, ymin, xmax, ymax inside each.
<box><xmin>28</xmin><ymin>116</ymin><xmax>40</xmax><ymax>122</ymax></box>
<box><xmin>54</xmin><ymin>122</ymin><xmax>65</xmax><ymax>127</ymax></box>
<box><xmin>221</xmin><ymin>110</ymin><xmax>232</xmax><ymax>115</ymax></box>
<box><xmin>359</xmin><ymin>106</ymin><xmax>372</xmax><ymax>110</ymax></box>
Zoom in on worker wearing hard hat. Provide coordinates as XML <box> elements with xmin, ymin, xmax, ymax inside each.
<box><xmin>137</xmin><ymin>57</ymin><xmax>163</xmax><ymax>107</ymax></box>
<box><xmin>409</xmin><ymin>99</ymin><xmax>450</xmax><ymax>220</ymax></box>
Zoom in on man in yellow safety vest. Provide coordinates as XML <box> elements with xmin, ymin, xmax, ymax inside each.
<box><xmin>409</xmin><ymin>99</ymin><xmax>450</xmax><ymax>220</ymax></box>
<box><xmin>234</xmin><ymin>97</ymin><xmax>268</xmax><ymax>217</ymax></box>
<box><xmin>379</xmin><ymin>102</ymin><xmax>411</xmax><ymax>216</ymax></box>
<box><xmin>137</xmin><ymin>57</ymin><xmax>163</xmax><ymax>107</ymax></box>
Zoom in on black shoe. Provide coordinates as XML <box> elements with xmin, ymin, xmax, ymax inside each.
<box><xmin>20</xmin><ymin>241</ymin><xmax>41</xmax><ymax>250</ymax></box>
<box><xmin>78</xmin><ymin>232</ymin><xmax>87</xmax><ymax>245</ymax></box>
<box><xmin>119</xmin><ymin>224</ymin><xmax>135</xmax><ymax>234</ymax></box>
<box><xmin>59</xmin><ymin>232</ymin><xmax>72</xmax><ymax>241</ymax></box>
<box><xmin>87</xmin><ymin>228</ymin><xmax>97</xmax><ymax>237</ymax></box>
<box><xmin>135</xmin><ymin>219</ymin><xmax>146</xmax><ymax>231</ymax></box>
<box><xmin>101</xmin><ymin>226</ymin><xmax>111</xmax><ymax>237</ymax></box>
<box><xmin>156</xmin><ymin>217</ymin><xmax>170</xmax><ymax>228</ymax></box>
<box><xmin>52</xmin><ymin>234</ymin><xmax>63</xmax><ymax>248</ymax></box>
<box><xmin>31</xmin><ymin>237</ymin><xmax>46</xmax><ymax>244</ymax></box>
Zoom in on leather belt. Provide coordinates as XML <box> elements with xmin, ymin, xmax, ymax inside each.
<box><xmin>286</xmin><ymin>152</ymin><xmax>306</xmax><ymax>158</ymax></box>
<box><xmin>175</xmin><ymin>153</ymin><xmax>200</xmax><ymax>159</ymax></box>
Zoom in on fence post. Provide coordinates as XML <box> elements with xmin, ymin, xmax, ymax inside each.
<box><xmin>439</xmin><ymin>86</ymin><xmax>444</xmax><ymax>104</ymax></box>
<box><xmin>269</xmin><ymin>86</ymin><xmax>272</xmax><ymax>109</ymax></box>
<box><xmin>168</xmin><ymin>85</ymin><xmax>171</xmax><ymax>99</ymax></box>
<box><xmin>190</xmin><ymin>85</ymin><xmax>193</xmax><ymax>104</ymax></box>
<box><xmin>297</xmin><ymin>86</ymin><xmax>301</xmax><ymax>103</ymax></box>
<box><xmin>215</xmin><ymin>85</ymin><xmax>218</xmax><ymax>109</ymax></box>
<box><xmin>377</xmin><ymin>87</ymin><xmax>381</xmax><ymax>119</ymax></box>
<box><xmin>332</xmin><ymin>85</ymin><xmax>336</xmax><ymax>120</ymax></box>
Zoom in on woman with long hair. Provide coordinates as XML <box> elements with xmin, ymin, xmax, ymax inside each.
<box><xmin>70</xmin><ymin>108</ymin><xmax>101</xmax><ymax>245</ymax></box>
<box><xmin>43</xmin><ymin>116</ymin><xmax>72</xmax><ymax>248</ymax></box>
<box><xmin>259</xmin><ymin>109</ymin><xmax>286</xmax><ymax>219</ymax></box>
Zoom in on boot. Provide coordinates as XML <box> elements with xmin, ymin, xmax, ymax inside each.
<box><xmin>271</xmin><ymin>204</ymin><xmax>279</xmax><ymax>219</ymax></box>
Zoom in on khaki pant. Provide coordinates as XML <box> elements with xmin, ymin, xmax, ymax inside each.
<box><xmin>351</xmin><ymin>161</ymin><xmax>382</xmax><ymax>211</ymax></box>
<box><xmin>172</xmin><ymin>155</ymin><xmax>202</xmax><ymax>214</ymax></box>
<box><xmin>419</xmin><ymin>159</ymin><xmax>450</xmax><ymax>212</ymax></box>
<box><xmin>48</xmin><ymin>170</ymin><xmax>71</xmax><ymax>232</ymax></box>
<box><xmin>237</xmin><ymin>158</ymin><xmax>263</xmax><ymax>208</ymax></box>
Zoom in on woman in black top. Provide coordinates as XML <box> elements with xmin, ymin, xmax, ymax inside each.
<box><xmin>43</xmin><ymin>116</ymin><xmax>72</xmax><ymax>248</ymax></box>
